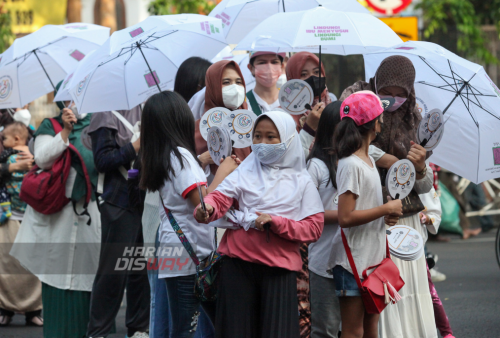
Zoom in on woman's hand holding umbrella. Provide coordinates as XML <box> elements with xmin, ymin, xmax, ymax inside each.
<box><xmin>255</xmin><ymin>212</ymin><xmax>272</xmax><ymax>231</ymax></box>
<box><xmin>61</xmin><ymin>108</ymin><xmax>77</xmax><ymax>143</ymax></box>
<box><xmin>306</xmin><ymin>102</ymin><xmax>326</xmax><ymax>131</ymax></box>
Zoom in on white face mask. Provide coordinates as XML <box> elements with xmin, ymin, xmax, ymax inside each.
<box><xmin>276</xmin><ymin>74</ymin><xmax>287</xmax><ymax>89</ymax></box>
<box><xmin>222</xmin><ymin>84</ymin><xmax>246</xmax><ymax>110</ymax></box>
<box><xmin>251</xmin><ymin>134</ymin><xmax>295</xmax><ymax>165</ymax></box>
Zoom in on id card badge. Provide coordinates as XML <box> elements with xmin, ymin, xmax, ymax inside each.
<box><xmin>196</xmin><ymin>182</ymin><xmax>206</xmax><ymax>213</ymax></box>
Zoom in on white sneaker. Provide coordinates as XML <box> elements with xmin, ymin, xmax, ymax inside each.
<box><xmin>126</xmin><ymin>332</ymin><xmax>149</xmax><ymax>338</ymax></box>
<box><xmin>430</xmin><ymin>268</ymin><xmax>446</xmax><ymax>283</ymax></box>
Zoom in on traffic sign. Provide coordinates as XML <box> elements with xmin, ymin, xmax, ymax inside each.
<box><xmin>365</xmin><ymin>0</ymin><xmax>412</xmax><ymax>15</ymax></box>
<box><xmin>380</xmin><ymin>16</ymin><xmax>418</xmax><ymax>42</ymax></box>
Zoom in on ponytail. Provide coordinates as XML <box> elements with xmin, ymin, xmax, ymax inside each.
<box><xmin>333</xmin><ymin>117</ymin><xmax>377</xmax><ymax>159</ymax></box>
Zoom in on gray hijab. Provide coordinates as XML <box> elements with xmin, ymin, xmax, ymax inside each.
<box><xmin>87</xmin><ymin>106</ymin><xmax>142</xmax><ymax>147</ymax></box>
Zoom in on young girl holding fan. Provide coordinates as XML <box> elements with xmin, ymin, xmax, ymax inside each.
<box><xmin>139</xmin><ymin>91</ymin><xmax>240</xmax><ymax>338</ymax></box>
<box><xmin>195</xmin><ymin>110</ymin><xmax>324</xmax><ymax>338</ymax></box>
<box><xmin>328</xmin><ymin>92</ymin><xmax>402</xmax><ymax>338</ymax></box>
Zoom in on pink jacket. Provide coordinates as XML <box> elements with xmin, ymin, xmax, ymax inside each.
<box><xmin>198</xmin><ymin>191</ymin><xmax>324</xmax><ymax>272</ymax></box>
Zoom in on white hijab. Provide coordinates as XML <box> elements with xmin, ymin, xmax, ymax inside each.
<box><xmin>216</xmin><ymin>110</ymin><xmax>324</xmax><ymax>221</ymax></box>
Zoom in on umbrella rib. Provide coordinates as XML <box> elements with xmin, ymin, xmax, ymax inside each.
<box><xmin>457</xmin><ymin>93</ymin><xmax>479</xmax><ymax>126</ymax></box>
<box><xmin>5</xmin><ymin>35</ymin><xmax>92</xmax><ymax>64</ymax></box>
<box><xmin>417</xmin><ymin>82</ymin><xmax>457</xmax><ymax>93</ymax></box>
<box><xmin>98</xmin><ymin>46</ymin><xmax>135</xmax><ymax>67</ymax></box>
<box><xmin>447</xmin><ymin>60</ymin><xmax>462</xmax><ymax>91</ymax></box>
<box><xmin>465</xmin><ymin>84</ymin><xmax>472</xmax><ymax>113</ymax></box>
<box><xmin>15</xmin><ymin>51</ymin><xmax>33</xmax><ymax>67</ymax></box>
<box><xmin>418</xmin><ymin>56</ymin><xmax>455</xmax><ymax>89</ymax></box>
<box><xmin>140</xmin><ymin>45</ymin><xmax>159</xmax><ymax>52</ymax></box>
<box><xmin>98</xmin><ymin>31</ymin><xmax>178</xmax><ymax>68</ymax></box>
<box><xmin>465</xmin><ymin>82</ymin><xmax>496</xmax><ymax>97</ymax></box>
<box><xmin>459</xmin><ymin>92</ymin><xmax>500</xmax><ymax>121</ymax></box>
<box><xmin>124</xmin><ymin>47</ymin><xmax>138</xmax><ymax>65</ymax></box>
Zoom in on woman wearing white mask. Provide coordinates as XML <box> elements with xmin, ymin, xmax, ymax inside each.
<box><xmin>195</xmin><ymin>60</ymin><xmax>252</xmax><ymax>175</ymax></box>
<box><xmin>246</xmin><ymin>51</ymin><xmax>286</xmax><ymax>116</ymax></box>
<box><xmin>195</xmin><ymin>110</ymin><xmax>324</xmax><ymax>338</ymax></box>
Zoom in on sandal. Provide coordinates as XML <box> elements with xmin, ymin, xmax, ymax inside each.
<box><xmin>26</xmin><ymin>315</ymin><xmax>43</xmax><ymax>327</ymax></box>
<box><xmin>0</xmin><ymin>314</ymin><xmax>12</xmax><ymax>327</ymax></box>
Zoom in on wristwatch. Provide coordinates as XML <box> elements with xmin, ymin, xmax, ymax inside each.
<box><xmin>417</xmin><ymin>165</ymin><xmax>427</xmax><ymax>177</ymax></box>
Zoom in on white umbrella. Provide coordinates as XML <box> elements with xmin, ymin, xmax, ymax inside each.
<box><xmin>364</xmin><ymin>41</ymin><xmax>500</xmax><ymax>184</ymax></box>
<box><xmin>235</xmin><ymin>6</ymin><xmax>401</xmax><ymax>102</ymax></box>
<box><xmin>235</xmin><ymin>6</ymin><xmax>401</xmax><ymax>55</ymax></box>
<box><xmin>0</xmin><ymin>23</ymin><xmax>109</xmax><ymax>108</ymax></box>
<box><xmin>210</xmin><ymin>0</ymin><xmax>369</xmax><ymax>44</ymax></box>
<box><xmin>69</xmin><ymin>14</ymin><xmax>228</xmax><ymax>114</ymax></box>
<box><xmin>54</xmin><ymin>50</ymin><xmax>96</xmax><ymax>102</ymax></box>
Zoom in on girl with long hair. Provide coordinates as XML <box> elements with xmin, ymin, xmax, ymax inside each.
<box><xmin>140</xmin><ymin>91</ymin><xmax>239</xmax><ymax>338</ymax></box>
<box><xmin>306</xmin><ymin>101</ymin><xmax>342</xmax><ymax>338</ymax></box>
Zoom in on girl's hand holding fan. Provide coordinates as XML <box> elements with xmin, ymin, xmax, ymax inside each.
<box><xmin>384</xmin><ymin>196</ymin><xmax>403</xmax><ymax>226</ymax></box>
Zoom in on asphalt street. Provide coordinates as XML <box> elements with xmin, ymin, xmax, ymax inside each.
<box><xmin>1</xmin><ymin>230</ymin><xmax>499</xmax><ymax>338</ymax></box>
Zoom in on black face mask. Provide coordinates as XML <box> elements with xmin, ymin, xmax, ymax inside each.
<box><xmin>304</xmin><ymin>75</ymin><xmax>326</xmax><ymax>98</ymax></box>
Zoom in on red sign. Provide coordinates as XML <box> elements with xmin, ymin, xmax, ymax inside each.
<box><xmin>365</xmin><ymin>0</ymin><xmax>412</xmax><ymax>15</ymax></box>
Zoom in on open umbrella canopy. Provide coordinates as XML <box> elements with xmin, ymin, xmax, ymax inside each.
<box><xmin>210</xmin><ymin>0</ymin><xmax>369</xmax><ymax>44</ymax></box>
<box><xmin>0</xmin><ymin>23</ymin><xmax>109</xmax><ymax>109</ymax></box>
<box><xmin>68</xmin><ymin>14</ymin><xmax>227</xmax><ymax>114</ymax></box>
<box><xmin>364</xmin><ymin>41</ymin><xmax>500</xmax><ymax>184</ymax></box>
<box><xmin>54</xmin><ymin>50</ymin><xmax>97</xmax><ymax>102</ymax></box>
<box><xmin>234</xmin><ymin>6</ymin><xmax>402</xmax><ymax>54</ymax></box>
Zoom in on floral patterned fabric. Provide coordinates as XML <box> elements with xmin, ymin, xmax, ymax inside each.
<box><xmin>6</xmin><ymin>154</ymin><xmax>27</xmax><ymax>213</ymax></box>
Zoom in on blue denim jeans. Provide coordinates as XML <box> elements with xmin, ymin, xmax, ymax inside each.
<box><xmin>147</xmin><ymin>230</ymin><xmax>214</xmax><ymax>338</ymax></box>
<box><xmin>332</xmin><ymin>265</ymin><xmax>362</xmax><ymax>297</ymax></box>
<box><xmin>164</xmin><ymin>275</ymin><xmax>215</xmax><ymax>338</ymax></box>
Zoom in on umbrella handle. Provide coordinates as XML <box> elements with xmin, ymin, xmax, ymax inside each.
<box><xmin>318</xmin><ymin>45</ymin><xmax>322</xmax><ymax>103</ymax></box>
<box><xmin>263</xmin><ymin>223</ymin><xmax>270</xmax><ymax>243</ymax></box>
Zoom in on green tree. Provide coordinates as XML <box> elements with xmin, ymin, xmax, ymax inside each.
<box><xmin>416</xmin><ymin>0</ymin><xmax>497</xmax><ymax>64</ymax></box>
<box><xmin>148</xmin><ymin>0</ymin><xmax>217</xmax><ymax>15</ymax></box>
<box><xmin>0</xmin><ymin>4</ymin><xmax>14</xmax><ymax>53</ymax></box>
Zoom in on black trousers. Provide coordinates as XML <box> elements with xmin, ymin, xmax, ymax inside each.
<box><xmin>87</xmin><ymin>202</ymin><xmax>150</xmax><ymax>337</ymax></box>
<box><xmin>216</xmin><ymin>257</ymin><xmax>300</xmax><ymax>338</ymax></box>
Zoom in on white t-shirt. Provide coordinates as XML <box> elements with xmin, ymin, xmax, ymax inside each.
<box><xmin>368</xmin><ymin>145</ymin><xmax>385</xmax><ymax>162</ymax></box>
<box><xmin>307</xmin><ymin>158</ymin><xmax>338</xmax><ymax>278</ymax></box>
<box><xmin>246</xmin><ymin>89</ymin><xmax>280</xmax><ymax>114</ymax></box>
<box><xmin>159</xmin><ymin>147</ymin><xmax>215</xmax><ymax>278</ymax></box>
<box><xmin>328</xmin><ymin>154</ymin><xmax>386</xmax><ymax>279</ymax></box>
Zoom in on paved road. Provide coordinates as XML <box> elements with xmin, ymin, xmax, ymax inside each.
<box><xmin>1</xmin><ymin>230</ymin><xmax>499</xmax><ymax>337</ymax></box>
<box><xmin>426</xmin><ymin>230</ymin><xmax>500</xmax><ymax>337</ymax></box>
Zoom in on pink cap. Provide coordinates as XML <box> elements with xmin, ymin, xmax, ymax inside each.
<box><xmin>340</xmin><ymin>91</ymin><xmax>390</xmax><ymax>126</ymax></box>
<box><xmin>249</xmin><ymin>51</ymin><xmax>287</xmax><ymax>60</ymax></box>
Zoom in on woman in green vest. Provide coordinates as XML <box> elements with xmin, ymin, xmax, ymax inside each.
<box><xmin>11</xmin><ymin>81</ymin><xmax>101</xmax><ymax>338</ymax></box>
